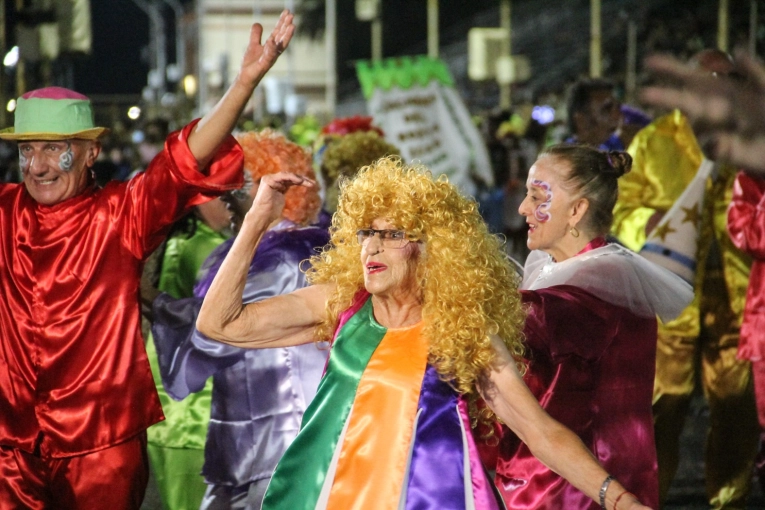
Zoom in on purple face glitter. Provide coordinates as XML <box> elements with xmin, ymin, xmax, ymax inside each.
<box><xmin>531</xmin><ymin>179</ymin><xmax>553</xmax><ymax>222</ymax></box>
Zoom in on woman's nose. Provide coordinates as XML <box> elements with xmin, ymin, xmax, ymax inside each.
<box><xmin>362</xmin><ymin>234</ymin><xmax>383</xmax><ymax>255</ymax></box>
<box><xmin>518</xmin><ymin>196</ymin><xmax>530</xmax><ymax>216</ymax></box>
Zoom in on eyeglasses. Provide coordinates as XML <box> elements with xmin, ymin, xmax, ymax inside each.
<box><xmin>356</xmin><ymin>229</ymin><xmax>413</xmax><ymax>249</ymax></box>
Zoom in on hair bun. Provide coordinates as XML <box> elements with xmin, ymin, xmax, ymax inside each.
<box><xmin>604</xmin><ymin>151</ymin><xmax>632</xmax><ymax>177</ymax></box>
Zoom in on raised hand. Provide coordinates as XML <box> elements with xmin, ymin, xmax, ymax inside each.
<box><xmin>249</xmin><ymin>172</ymin><xmax>315</xmax><ymax>226</ymax></box>
<box><xmin>641</xmin><ymin>51</ymin><xmax>765</xmax><ymax>174</ymax></box>
<box><xmin>188</xmin><ymin>11</ymin><xmax>295</xmax><ymax>169</ymax></box>
<box><xmin>238</xmin><ymin>10</ymin><xmax>296</xmax><ymax>87</ymax></box>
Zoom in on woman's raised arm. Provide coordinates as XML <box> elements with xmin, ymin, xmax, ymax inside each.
<box><xmin>197</xmin><ymin>172</ymin><xmax>331</xmax><ymax>348</ymax></box>
<box><xmin>187</xmin><ymin>10</ymin><xmax>295</xmax><ymax>169</ymax></box>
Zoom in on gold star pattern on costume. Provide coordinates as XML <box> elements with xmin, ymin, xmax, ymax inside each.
<box><xmin>681</xmin><ymin>204</ymin><xmax>701</xmax><ymax>226</ymax></box>
<box><xmin>654</xmin><ymin>222</ymin><xmax>677</xmax><ymax>242</ymax></box>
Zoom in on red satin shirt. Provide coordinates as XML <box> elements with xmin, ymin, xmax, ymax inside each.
<box><xmin>0</xmin><ymin>121</ymin><xmax>243</xmax><ymax>458</ymax></box>
<box><xmin>728</xmin><ymin>171</ymin><xmax>765</xmax><ymax>362</ymax></box>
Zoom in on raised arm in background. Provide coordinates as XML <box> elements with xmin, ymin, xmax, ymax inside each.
<box><xmin>641</xmin><ymin>51</ymin><xmax>765</xmax><ymax>175</ymax></box>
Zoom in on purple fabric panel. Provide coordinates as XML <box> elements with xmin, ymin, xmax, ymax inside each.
<box><xmin>151</xmin><ymin>224</ymin><xmax>331</xmax><ymax>485</ymax></box>
<box><xmin>203</xmin><ymin>342</ymin><xmax>327</xmax><ymax>485</ymax></box>
<box><xmin>405</xmin><ymin>365</ymin><xmax>468</xmax><ymax>509</ymax></box>
<box><xmin>152</xmin><ymin>293</ymin><xmax>243</xmax><ymax>400</ymax></box>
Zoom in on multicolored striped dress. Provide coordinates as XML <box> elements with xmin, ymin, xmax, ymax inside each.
<box><xmin>262</xmin><ymin>292</ymin><xmax>501</xmax><ymax>510</ymax></box>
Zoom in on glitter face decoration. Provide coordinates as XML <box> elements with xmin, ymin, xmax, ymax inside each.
<box><xmin>19</xmin><ymin>149</ymin><xmax>30</xmax><ymax>173</ymax></box>
<box><xmin>58</xmin><ymin>142</ymin><xmax>74</xmax><ymax>172</ymax></box>
<box><xmin>531</xmin><ymin>179</ymin><xmax>553</xmax><ymax>222</ymax></box>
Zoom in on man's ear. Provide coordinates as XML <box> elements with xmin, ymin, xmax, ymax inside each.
<box><xmin>85</xmin><ymin>141</ymin><xmax>102</xmax><ymax>167</ymax></box>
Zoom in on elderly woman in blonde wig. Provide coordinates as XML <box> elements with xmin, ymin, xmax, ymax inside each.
<box><xmin>197</xmin><ymin>157</ymin><xmax>652</xmax><ymax>510</ymax></box>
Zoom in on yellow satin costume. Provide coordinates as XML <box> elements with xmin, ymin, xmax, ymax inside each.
<box><xmin>612</xmin><ymin>110</ymin><xmax>758</xmax><ymax>509</ymax></box>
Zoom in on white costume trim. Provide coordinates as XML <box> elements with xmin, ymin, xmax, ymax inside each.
<box><xmin>522</xmin><ymin>244</ymin><xmax>693</xmax><ymax>322</ymax></box>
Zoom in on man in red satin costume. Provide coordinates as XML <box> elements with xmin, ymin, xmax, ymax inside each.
<box><xmin>0</xmin><ymin>12</ymin><xmax>295</xmax><ymax>509</ymax></box>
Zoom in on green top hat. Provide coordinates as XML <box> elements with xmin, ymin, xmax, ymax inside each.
<box><xmin>0</xmin><ymin>86</ymin><xmax>109</xmax><ymax>141</ymax></box>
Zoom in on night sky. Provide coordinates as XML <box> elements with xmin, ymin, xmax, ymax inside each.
<box><xmin>72</xmin><ymin>0</ymin><xmax>499</xmax><ymax>96</ymax></box>
<box><xmin>76</xmin><ymin>0</ymin><xmax>152</xmax><ymax>95</ymax></box>
<box><xmin>5</xmin><ymin>0</ymin><xmax>757</xmax><ymax>97</ymax></box>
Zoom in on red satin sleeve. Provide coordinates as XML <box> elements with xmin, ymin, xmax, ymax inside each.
<box><xmin>728</xmin><ymin>171</ymin><xmax>765</xmax><ymax>259</ymax></box>
<box><xmin>118</xmin><ymin>119</ymin><xmax>243</xmax><ymax>258</ymax></box>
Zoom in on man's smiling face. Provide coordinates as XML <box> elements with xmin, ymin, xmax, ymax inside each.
<box><xmin>19</xmin><ymin>139</ymin><xmax>99</xmax><ymax>205</ymax></box>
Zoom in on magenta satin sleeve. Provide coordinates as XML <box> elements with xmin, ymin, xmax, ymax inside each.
<box><xmin>728</xmin><ymin>171</ymin><xmax>765</xmax><ymax>259</ymax></box>
<box><xmin>520</xmin><ymin>286</ymin><xmax>623</xmax><ymax>363</ymax></box>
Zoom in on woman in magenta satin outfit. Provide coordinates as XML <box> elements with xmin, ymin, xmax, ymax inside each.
<box><xmin>492</xmin><ymin>144</ymin><xmax>692</xmax><ymax>510</ymax></box>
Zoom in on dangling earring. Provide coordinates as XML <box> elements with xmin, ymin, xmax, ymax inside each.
<box><xmin>569</xmin><ymin>226</ymin><xmax>580</xmax><ymax>238</ymax></box>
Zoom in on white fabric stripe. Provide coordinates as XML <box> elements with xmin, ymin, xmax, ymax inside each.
<box><xmin>457</xmin><ymin>403</ymin><xmax>476</xmax><ymax>510</ymax></box>
<box><xmin>397</xmin><ymin>407</ymin><xmax>424</xmax><ymax>510</ymax></box>
<box><xmin>315</xmin><ymin>404</ymin><xmax>354</xmax><ymax>510</ymax></box>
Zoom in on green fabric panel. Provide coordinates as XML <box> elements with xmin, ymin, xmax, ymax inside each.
<box><xmin>147</xmin><ymin>443</ymin><xmax>207</xmax><ymax>510</ymax></box>
<box><xmin>148</xmin><ymin>221</ymin><xmax>226</xmax><ymax>448</ymax></box>
<box><xmin>158</xmin><ymin>221</ymin><xmax>228</xmax><ymax>299</ymax></box>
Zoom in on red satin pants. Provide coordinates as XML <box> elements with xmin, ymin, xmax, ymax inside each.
<box><xmin>0</xmin><ymin>432</ymin><xmax>148</xmax><ymax>509</ymax></box>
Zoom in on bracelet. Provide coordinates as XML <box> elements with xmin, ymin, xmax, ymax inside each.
<box><xmin>599</xmin><ymin>474</ymin><xmax>614</xmax><ymax>509</ymax></box>
<box><xmin>614</xmin><ymin>490</ymin><xmax>634</xmax><ymax>510</ymax></box>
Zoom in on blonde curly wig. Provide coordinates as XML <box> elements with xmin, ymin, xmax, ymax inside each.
<box><xmin>306</xmin><ymin>156</ymin><xmax>526</xmax><ymax>395</ymax></box>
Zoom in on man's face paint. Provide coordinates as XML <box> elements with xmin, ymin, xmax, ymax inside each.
<box><xmin>58</xmin><ymin>142</ymin><xmax>74</xmax><ymax>172</ymax></box>
<box><xmin>18</xmin><ymin>149</ymin><xmax>30</xmax><ymax>173</ymax></box>
<box><xmin>531</xmin><ymin>179</ymin><xmax>553</xmax><ymax>222</ymax></box>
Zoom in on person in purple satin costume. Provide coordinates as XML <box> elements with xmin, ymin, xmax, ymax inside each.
<box><xmin>492</xmin><ymin>144</ymin><xmax>692</xmax><ymax>509</ymax></box>
<box><xmin>151</xmin><ymin>130</ymin><xmax>329</xmax><ymax>510</ymax></box>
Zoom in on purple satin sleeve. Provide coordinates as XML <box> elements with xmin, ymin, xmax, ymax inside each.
<box><xmin>151</xmin><ymin>293</ymin><xmax>243</xmax><ymax>400</ymax></box>
<box><xmin>406</xmin><ymin>366</ymin><xmax>500</xmax><ymax>509</ymax></box>
<box><xmin>194</xmin><ymin>223</ymin><xmax>329</xmax><ymax>298</ymax></box>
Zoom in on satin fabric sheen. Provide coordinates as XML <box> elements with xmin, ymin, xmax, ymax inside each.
<box><xmin>615</xmin><ymin>110</ymin><xmax>757</xmax><ymax>507</ymax></box>
<box><xmin>495</xmin><ymin>238</ymin><xmax>659</xmax><ymax>510</ymax></box>
<box><xmin>0</xmin><ymin>120</ymin><xmax>243</xmax><ymax>458</ymax></box>
<box><xmin>152</xmin><ymin>224</ymin><xmax>329</xmax><ymax>488</ymax></box>
<box><xmin>146</xmin><ymin>220</ymin><xmax>227</xmax><ymax>510</ymax></box>
<box><xmin>262</xmin><ymin>296</ymin><xmax>382</xmax><ymax>509</ymax></box>
<box><xmin>326</xmin><ymin>320</ymin><xmax>427</xmax><ymax>508</ymax></box>
<box><xmin>0</xmin><ymin>432</ymin><xmax>149</xmax><ymax>509</ymax></box>
<box><xmin>612</xmin><ymin>109</ymin><xmax>751</xmax><ymax>340</ymax></box>
<box><xmin>728</xmin><ymin>172</ymin><xmax>765</xmax><ymax>362</ymax></box>
<box><xmin>728</xmin><ymin>172</ymin><xmax>765</xmax><ymax>479</ymax></box>
<box><xmin>147</xmin><ymin>222</ymin><xmax>226</xmax><ymax>449</ymax></box>
<box><xmin>263</xmin><ymin>294</ymin><xmax>501</xmax><ymax>509</ymax></box>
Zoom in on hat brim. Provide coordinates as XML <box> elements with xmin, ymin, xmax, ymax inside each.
<box><xmin>0</xmin><ymin>127</ymin><xmax>109</xmax><ymax>141</ymax></box>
